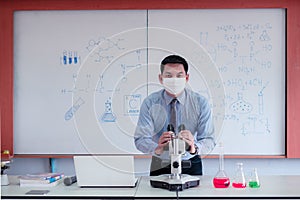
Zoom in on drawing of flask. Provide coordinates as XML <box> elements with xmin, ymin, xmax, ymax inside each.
<box><xmin>100</xmin><ymin>98</ymin><xmax>116</xmax><ymax>122</ymax></box>
<box><xmin>231</xmin><ymin>93</ymin><xmax>252</xmax><ymax>114</ymax></box>
<box><xmin>213</xmin><ymin>143</ymin><xmax>230</xmax><ymax>188</ymax></box>
<box><xmin>232</xmin><ymin>163</ymin><xmax>246</xmax><ymax>188</ymax></box>
<box><xmin>248</xmin><ymin>168</ymin><xmax>260</xmax><ymax>188</ymax></box>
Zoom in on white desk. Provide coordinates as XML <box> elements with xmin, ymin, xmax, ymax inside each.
<box><xmin>1</xmin><ymin>176</ymin><xmax>137</xmax><ymax>199</ymax></box>
<box><xmin>136</xmin><ymin>176</ymin><xmax>300</xmax><ymax>199</ymax></box>
<box><xmin>2</xmin><ymin>175</ymin><xmax>300</xmax><ymax>199</ymax></box>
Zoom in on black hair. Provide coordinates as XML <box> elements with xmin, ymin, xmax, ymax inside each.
<box><xmin>160</xmin><ymin>55</ymin><xmax>189</xmax><ymax>74</ymax></box>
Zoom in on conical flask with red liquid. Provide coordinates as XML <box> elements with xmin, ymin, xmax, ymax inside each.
<box><xmin>213</xmin><ymin>143</ymin><xmax>230</xmax><ymax>188</ymax></box>
<box><xmin>232</xmin><ymin>163</ymin><xmax>246</xmax><ymax>188</ymax></box>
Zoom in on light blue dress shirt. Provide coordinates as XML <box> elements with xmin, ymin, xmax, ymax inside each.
<box><xmin>134</xmin><ymin>88</ymin><xmax>215</xmax><ymax>160</ymax></box>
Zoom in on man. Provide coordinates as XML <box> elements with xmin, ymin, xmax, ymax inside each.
<box><xmin>134</xmin><ymin>55</ymin><xmax>215</xmax><ymax>176</ymax></box>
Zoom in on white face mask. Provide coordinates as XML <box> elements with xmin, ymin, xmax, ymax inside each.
<box><xmin>163</xmin><ymin>78</ymin><xmax>186</xmax><ymax>96</ymax></box>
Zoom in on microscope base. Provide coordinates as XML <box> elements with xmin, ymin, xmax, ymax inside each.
<box><xmin>150</xmin><ymin>174</ymin><xmax>200</xmax><ymax>191</ymax></box>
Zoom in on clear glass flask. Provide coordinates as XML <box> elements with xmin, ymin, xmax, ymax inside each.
<box><xmin>248</xmin><ymin>168</ymin><xmax>260</xmax><ymax>188</ymax></box>
<box><xmin>213</xmin><ymin>143</ymin><xmax>230</xmax><ymax>188</ymax></box>
<box><xmin>232</xmin><ymin>162</ymin><xmax>246</xmax><ymax>188</ymax></box>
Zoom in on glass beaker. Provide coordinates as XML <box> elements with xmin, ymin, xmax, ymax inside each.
<box><xmin>232</xmin><ymin>162</ymin><xmax>246</xmax><ymax>188</ymax></box>
<box><xmin>213</xmin><ymin>143</ymin><xmax>230</xmax><ymax>188</ymax></box>
<box><xmin>248</xmin><ymin>168</ymin><xmax>260</xmax><ymax>188</ymax></box>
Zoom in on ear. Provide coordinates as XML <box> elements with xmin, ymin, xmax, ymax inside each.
<box><xmin>185</xmin><ymin>74</ymin><xmax>190</xmax><ymax>82</ymax></box>
<box><xmin>159</xmin><ymin>74</ymin><xmax>163</xmax><ymax>84</ymax></box>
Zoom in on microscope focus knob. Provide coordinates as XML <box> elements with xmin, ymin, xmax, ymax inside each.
<box><xmin>172</xmin><ymin>161</ymin><xmax>180</xmax><ymax>168</ymax></box>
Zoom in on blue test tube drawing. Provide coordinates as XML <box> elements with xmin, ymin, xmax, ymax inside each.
<box><xmin>61</xmin><ymin>50</ymin><xmax>80</xmax><ymax>65</ymax></box>
<box><xmin>63</xmin><ymin>50</ymin><xmax>67</xmax><ymax>65</ymax></box>
<box><xmin>68</xmin><ymin>51</ymin><xmax>72</xmax><ymax>65</ymax></box>
<box><xmin>64</xmin><ymin>97</ymin><xmax>85</xmax><ymax>121</ymax></box>
<box><xmin>74</xmin><ymin>51</ymin><xmax>78</xmax><ymax>64</ymax></box>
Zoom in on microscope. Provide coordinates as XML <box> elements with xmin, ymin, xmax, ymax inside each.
<box><xmin>150</xmin><ymin>124</ymin><xmax>200</xmax><ymax>191</ymax></box>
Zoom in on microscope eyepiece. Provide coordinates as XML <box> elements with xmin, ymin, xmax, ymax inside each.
<box><xmin>167</xmin><ymin>124</ymin><xmax>175</xmax><ymax>132</ymax></box>
<box><xmin>178</xmin><ymin>124</ymin><xmax>185</xmax><ymax>132</ymax></box>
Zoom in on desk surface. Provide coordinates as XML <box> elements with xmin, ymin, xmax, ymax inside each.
<box><xmin>2</xmin><ymin>176</ymin><xmax>136</xmax><ymax>198</ymax></box>
<box><xmin>2</xmin><ymin>175</ymin><xmax>300</xmax><ymax>199</ymax></box>
<box><xmin>137</xmin><ymin>176</ymin><xmax>300</xmax><ymax>199</ymax></box>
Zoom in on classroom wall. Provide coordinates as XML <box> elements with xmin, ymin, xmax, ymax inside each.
<box><xmin>1</xmin><ymin>0</ymin><xmax>300</xmax><ymax>159</ymax></box>
<box><xmin>2</xmin><ymin>1</ymin><xmax>300</xmax><ymax>184</ymax></box>
<box><xmin>6</xmin><ymin>158</ymin><xmax>300</xmax><ymax>177</ymax></box>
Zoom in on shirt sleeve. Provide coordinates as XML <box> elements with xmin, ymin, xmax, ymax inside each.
<box><xmin>195</xmin><ymin>96</ymin><xmax>216</xmax><ymax>156</ymax></box>
<box><xmin>134</xmin><ymin>99</ymin><xmax>158</xmax><ymax>154</ymax></box>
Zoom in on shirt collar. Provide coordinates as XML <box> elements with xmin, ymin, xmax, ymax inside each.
<box><xmin>163</xmin><ymin>89</ymin><xmax>186</xmax><ymax>105</ymax></box>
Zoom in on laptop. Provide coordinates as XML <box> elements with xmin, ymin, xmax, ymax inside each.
<box><xmin>74</xmin><ymin>155</ymin><xmax>138</xmax><ymax>188</ymax></box>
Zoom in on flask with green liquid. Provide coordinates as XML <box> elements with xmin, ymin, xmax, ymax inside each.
<box><xmin>249</xmin><ymin>168</ymin><xmax>260</xmax><ymax>188</ymax></box>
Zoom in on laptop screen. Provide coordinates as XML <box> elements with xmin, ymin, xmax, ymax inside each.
<box><xmin>74</xmin><ymin>155</ymin><xmax>137</xmax><ymax>187</ymax></box>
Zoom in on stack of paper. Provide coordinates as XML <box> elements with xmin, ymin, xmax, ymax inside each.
<box><xmin>19</xmin><ymin>173</ymin><xmax>64</xmax><ymax>187</ymax></box>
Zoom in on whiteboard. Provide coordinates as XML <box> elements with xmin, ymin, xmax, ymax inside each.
<box><xmin>13</xmin><ymin>9</ymin><xmax>286</xmax><ymax>155</ymax></box>
<box><xmin>14</xmin><ymin>10</ymin><xmax>148</xmax><ymax>154</ymax></box>
<box><xmin>147</xmin><ymin>9</ymin><xmax>286</xmax><ymax>155</ymax></box>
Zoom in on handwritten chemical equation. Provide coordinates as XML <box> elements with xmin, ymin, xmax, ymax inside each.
<box><xmin>199</xmin><ymin>21</ymin><xmax>275</xmax><ymax>136</ymax></box>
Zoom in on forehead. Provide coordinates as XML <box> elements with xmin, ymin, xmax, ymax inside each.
<box><xmin>162</xmin><ymin>63</ymin><xmax>185</xmax><ymax>73</ymax></box>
